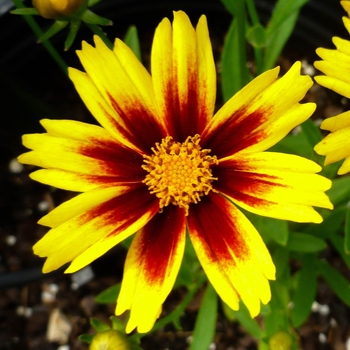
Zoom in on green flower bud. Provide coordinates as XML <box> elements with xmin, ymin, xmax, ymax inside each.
<box><xmin>268</xmin><ymin>331</ymin><xmax>293</xmax><ymax>350</ymax></box>
<box><xmin>32</xmin><ymin>0</ymin><xmax>88</xmax><ymax>19</ymax></box>
<box><xmin>89</xmin><ymin>330</ymin><xmax>131</xmax><ymax>350</ymax></box>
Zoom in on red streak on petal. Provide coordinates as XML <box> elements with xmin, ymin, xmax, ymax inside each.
<box><xmin>188</xmin><ymin>193</ymin><xmax>249</xmax><ymax>264</ymax></box>
<box><xmin>78</xmin><ymin>184</ymin><xmax>158</xmax><ymax>234</ymax></box>
<box><xmin>98</xmin><ymin>102</ymin><xmax>134</xmax><ymax>143</ymax></box>
<box><xmin>166</xmin><ymin>67</ymin><xmax>208</xmax><ymax>142</ymax></box>
<box><xmin>134</xmin><ymin>205</ymin><xmax>186</xmax><ymax>285</ymax></box>
<box><xmin>108</xmin><ymin>93</ymin><xmax>165</xmax><ymax>152</ymax></box>
<box><xmin>79</xmin><ymin>137</ymin><xmax>146</xmax><ymax>182</ymax></box>
<box><xmin>213</xmin><ymin>160</ymin><xmax>283</xmax><ymax>208</ymax></box>
<box><xmin>202</xmin><ymin>107</ymin><xmax>270</xmax><ymax>158</ymax></box>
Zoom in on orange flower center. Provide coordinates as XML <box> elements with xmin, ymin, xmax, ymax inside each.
<box><xmin>142</xmin><ymin>135</ymin><xmax>218</xmax><ymax>215</ymax></box>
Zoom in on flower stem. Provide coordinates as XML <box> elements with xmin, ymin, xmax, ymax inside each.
<box><xmin>11</xmin><ymin>0</ymin><xmax>68</xmax><ymax>74</ymax></box>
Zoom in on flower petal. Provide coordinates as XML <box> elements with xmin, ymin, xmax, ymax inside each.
<box><xmin>315</xmin><ymin>45</ymin><xmax>350</xmax><ymax>99</ymax></box>
<box><xmin>187</xmin><ymin>192</ymin><xmax>275</xmax><ymax>318</ymax></box>
<box><xmin>151</xmin><ymin>11</ymin><xmax>215</xmax><ymax>141</ymax></box>
<box><xmin>314</xmin><ymin>17</ymin><xmax>350</xmax><ymax>99</ymax></box>
<box><xmin>34</xmin><ymin>185</ymin><xmax>158</xmax><ymax>273</ymax></box>
<box><xmin>314</xmin><ymin>117</ymin><xmax>350</xmax><ymax>174</ymax></box>
<box><xmin>18</xmin><ymin>120</ymin><xmax>145</xmax><ymax>189</ymax></box>
<box><xmin>29</xmin><ymin>169</ymin><xmax>121</xmax><ymax>192</ymax></box>
<box><xmin>202</xmin><ymin>62</ymin><xmax>315</xmax><ymax>158</ymax></box>
<box><xmin>70</xmin><ymin>36</ymin><xmax>166</xmax><ymax>153</ymax></box>
<box><xmin>214</xmin><ymin>152</ymin><xmax>333</xmax><ymax>223</ymax></box>
<box><xmin>116</xmin><ymin>205</ymin><xmax>186</xmax><ymax>333</ymax></box>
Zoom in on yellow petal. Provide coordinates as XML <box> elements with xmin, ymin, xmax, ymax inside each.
<box><xmin>315</xmin><ymin>125</ymin><xmax>350</xmax><ymax>166</ymax></box>
<box><xmin>18</xmin><ymin>130</ymin><xmax>144</xmax><ymax>181</ymax></box>
<box><xmin>29</xmin><ymin>169</ymin><xmax>109</xmax><ymax>192</ymax></box>
<box><xmin>187</xmin><ymin>193</ymin><xmax>275</xmax><ymax>318</ymax></box>
<box><xmin>203</xmin><ymin>62</ymin><xmax>315</xmax><ymax>157</ymax></box>
<box><xmin>341</xmin><ymin>1</ymin><xmax>350</xmax><ymax>18</ymax></box>
<box><xmin>116</xmin><ymin>206</ymin><xmax>186</xmax><ymax>333</ymax></box>
<box><xmin>70</xmin><ymin>36</ymin><xmax>166</xmax><ymax>153</ymax></box>
<box><xmin>319</xmin><ymin>110</ymin><xmax>350</xmax><ymax>132</ymax></box>
<box><xmin>314</xmin><ymin>75</ymin><xmax>350</xmax><ymax>99</ymax></box>
<box><xmin>215</xmin><ymin>152</ymin><xmax>333</xmax><ymax>223</ymax></box>
<box><xmin>34</xmin><ymin>185</ymin><xmax>158</xmax><ymax>273</ymax></box>
<box><xmin>151</xmin><ymin>11</ymin><xmax>214</xmax><ymax>140</ymax></box>
<box><xmin>338</xmin><ymin>155</ymin><xmax>350</xmax><ymax>175</ymax></box>
<box><xmin>196</xmin><ymin>15</ymin><xmax>216</xmax><ymax>124</ymax></box>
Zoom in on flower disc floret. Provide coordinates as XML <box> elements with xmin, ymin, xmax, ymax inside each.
<box><xmin>142</xmin><ymin>135</ymin><xmax>218</xmax><ymax>215</ymax></box>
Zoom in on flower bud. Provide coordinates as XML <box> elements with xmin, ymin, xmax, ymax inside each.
<box><xmin>268</xmin><ymin>331</ymin><xmax>293</xmax><ymax>350</ymax></box>
<box><xmin>89</xmin><ymin>330</ymin><xmax>131</xmax><ymax>350</ymax></box>
<box><xmin>32</xmin><ymin>0</ymin><xmax>88</xmax><ymax>19</ymax></box>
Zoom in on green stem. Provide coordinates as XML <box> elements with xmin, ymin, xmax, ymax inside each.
<box><xmin>86</xmin><ymin>23</ymin><xmax>114</xmax><ymax>49</ymax></box>
<box><xmin>12</xmin><ymin>0</ymin><xmax>68</xmax><ymax>74</ymax></box>
<box><xmin>246</xmin><ymin>0</ymin><xmax>263</xmax><ymax>75</ymax></box>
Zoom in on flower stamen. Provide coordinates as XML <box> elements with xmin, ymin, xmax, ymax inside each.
<box><xmin>142</xmin><ymin>135</ymin><xmax>218</xmax><ymax>215</ymax></box>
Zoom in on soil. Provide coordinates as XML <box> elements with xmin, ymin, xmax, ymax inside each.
<box><xmin>1</xmin><ymin>1</ymin><xmax>350</xmax><ymax>349</ymax></box>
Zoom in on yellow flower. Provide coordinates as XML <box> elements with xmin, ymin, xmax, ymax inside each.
<box><xmin>18</xmin><ymin>11</ymin><xmax>333</xmax><ymax>333</ymax></box>
<box><xmin>314</xmin><ymin>1</ymin><xmax>350</xmax><ymax>174</ymax></box>
<box><xmin>32</xmin><ymin>0</ymin><xmax>87</xmax><ymax>19</ymax></box>
<box><xmin>90</xmin><ymin>330</ymin><xmax>130</xmax><ymax>350</ymax></box>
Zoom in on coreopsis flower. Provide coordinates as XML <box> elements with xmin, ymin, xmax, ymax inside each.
<box><xmin>314</xmin><ymin>1</ymin><xmax>350</xmax><ymax>174</ymax></box>
<box><xmin>18</xmin><ymin>11</ymin><xmax>333</xmax><ymax>333</ymax></box>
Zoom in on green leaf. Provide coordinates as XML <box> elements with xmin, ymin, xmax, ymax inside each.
<box><xmin>249</xmin><ymin>215</ymin><xmax>289</xmax><ymax>246</ymax></box>
<box><xmin>319</xmin><ymin>260</ymin><xmax>350</xmax><ymax>307</ymax></box>
<box><xmin>300</xmin><ymin>120</ymin><xmax>322</xmax><ymax>148</ymax></box>
<box><xmin>124</xmin><ymin>26</ymin><xmax>141</xmax><ymax>62</ymax></box>
<box><xmin>88</xmin><ymin>0</ymin><xmax>102</xmax><ymax>6</ymax></box>
<box><xmin>189</xmin><ymin>284</ymin><xmax>217</xmax><ymax>350</ymax></box>
<box><xmin>330</xmin><ymin>234</ymin><xmax>350</xmax><ymax>270</ymax></box>
<box><xmin>11</xmin><ymin>8</ymin><xmax>39</xmax><ymax>15</ymax></box>
<box><xmin>306</xmin><ymin>205</ymin><xmax>345</xmax><ymax>239</ymax></box>
<box><xmin>264</xmin><ymin>281</ymin><xmax>290</xmax><ymax>338</ymax></box>
<box><xmin>246</xmin><ymin>23</ymin><xmax>266</xmax><ymax>48</ymax></box>
<box><xmin>300</xmin><ymin>119</ymin><xmax>324</xmax><ymax>163</ymax></box>
<box><xmin>266</xmin><ymin>0</ymin><xmax>309</xmax><ymax>37</ymax></box>
<box><xmin>221</xmin><ymin>16</ymin><xmax>250</xmax><ymax>101</ymax></box>
<box><xmin>110</xmin><ymin>316</ymin><xmax>125</xmax><ymax>332</ymax></box>
<box><xmin>81</xmin><ymin>9</ymin><xmax>112</xmax><ymax>26</ymax></box>
<box><xmin>272</xmin><ymin>246</ymin><xmax>290</xmax><ymax>280</ymax></box>
<box><xmin>344</xmin><ymin>202</ymin><xmax>350</xmax><ymax>254</ymax></box>
<box><xmin>291</xmin><ymin>255</ymin><xmax>318</xmax><ymax>327</ymax></box>
<box><xmin>220</xmin><ymin>0</ymin><xmax>238</xmax><ymax>16</ymax></box>
<box><xmin>79</xmin><ymin>333</ymin><xmax>94</xmax><ymax>344</ymax></box>
<box><xmin>95</xmin><ymin>283</ymin><xmax>121</xmax><ymax>304</ymax></box>
<box><xmin>327</xmin><ymin>176</ymin><xmax>350</xmax><ymax>206</ymax></box>
<box><xmin>38</xmin><ymin>21</ymin><xmax>69</xmax><ymax>43</ymax></box>
<box><xmin>90</xmin><ymin>317</ymin><xmax>111</xmax><ymax>332</ymax></box>
<box><xmin>287</xmin><ymin>232</ymin><xmax>327</xmax><ymax>253</ymax></box>
<box><xmin>263</xmin><ymin>0</ymin><xmax>309</xmax><ymax>70</ymax></box>
<box><xmin>222</xmin><ymin>301</ymin><xmax>262</xmax><ymax>339</ymax></box>
<box><xmin>270</xmin><ymin>130</ymin><xmax>312</xmax><ymax>158</ymax></box>
<box><xmin>65</xmin><ymin>20</ymin><xmax>81</xmax><ymax>50</ymax></box>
